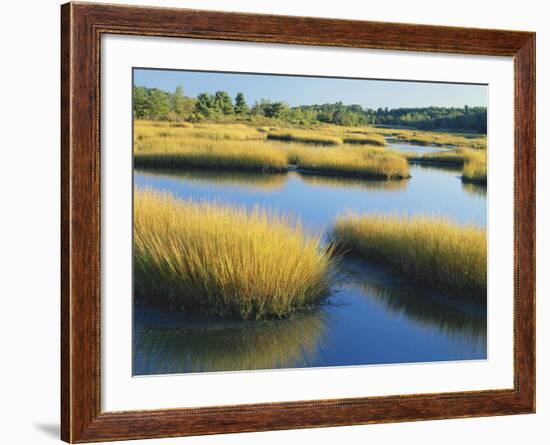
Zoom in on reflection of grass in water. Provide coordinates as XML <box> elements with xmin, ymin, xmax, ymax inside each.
<box><xmin>133</xmin><ymin>309</ymin><xmax>328</xmax><ymax>374</ymax></box>
<box><xmin>134</xmin><ymin>190</ymin><xmax>337</xmax><ymax>319</ymax></box>
<box><xmin>299</xmin><ymin>172</ymin><xmax>408</xmax><ymax>191</ymax></box>
<box><xmin>351</xmin><ymin>279</ymin><xmax>486</xmax><ymax>343</ymax></box>
<box><xmin>462</xmin><ymin>182</ymin><xmax>487</xmax><ymax>197</ymax></box>
<box><xmin>136</xmin><ymin>168</ymin><xmax>288</xmax><ymax>191</ymax></box>
<box><xmin>412</xmin><ymin>162</ymin><xmax>463</xmax><ymax>174</ymax></box>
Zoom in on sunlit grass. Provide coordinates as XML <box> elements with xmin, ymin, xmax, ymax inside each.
<box><xmin>408</xmin><ymin>147</ymin><xmax>486</xmax><ymax>167</ymax></box>
<box><xmin>288</xmin><ymin>145</ymin><xmax>410</xmax><ymax>179</ymax></box>
<box><xmin>331</xmin><ymin>214</ymin><xmax>487</xmax><ymax>298</ymax></box>
<box><xmin>134</xmin><ymin>190</ymin><xmax>337</xmax><ymax>319</ymax></box>
<box><xmin>393</xmin><ymin>130</ymin><xmax>487</xmax><ymax>149</ymax></box>
<box><xmin>134</xmin><ymin>137</ymin><xmax>288</xmax><ymax>172</ymax></box>
<box><xmin>342</xmin><ymin>133</ymin><xmax>387</xmax><ymax>147</ymax></box>
<box><xmin>267</xmin><ymin>130</ymin><xmax>342</xmax><ymax>146</ymax></box>
<box><xmin>462</xmin><ymin>157</ymin><xmax>487</xmax><ymax>185</ymax></box>
<box><xmin>136</xmin><ymin>120</ymin><xmax>265</xmax><ymax>142</ymax></box>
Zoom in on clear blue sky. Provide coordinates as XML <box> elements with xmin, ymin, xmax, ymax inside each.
<box><xmin>134</xmin><ymin>68</ymin><xmax>487</xmax><ymax>109</ymax></box>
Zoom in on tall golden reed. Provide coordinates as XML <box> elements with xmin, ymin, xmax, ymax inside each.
<box><xmin>331</xmin><ymin>214</ymin><xmax>487</xmax><ymax>298</ymax></box>
<box><xmin>134</xmin><ymin>189</ymin><xmax>337</xmax><ymax>319</ymax></box>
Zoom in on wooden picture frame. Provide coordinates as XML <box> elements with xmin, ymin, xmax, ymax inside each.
<box><xmin>61</xmin><ymin>2</ymin><xmax>535</xmax><ymax>442</ymax></box>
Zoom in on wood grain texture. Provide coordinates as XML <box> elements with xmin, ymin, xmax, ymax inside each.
<box><xmin>60</xmin><ymin>2</ymin><xmax>536</xmax><ymax>442</ymax></box>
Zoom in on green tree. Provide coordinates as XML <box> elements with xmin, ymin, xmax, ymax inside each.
<box><xmin>148</xmin><ymin>88</ymin><xmax>170</xmax><ymax>119</ymax></box>
<box><xmin>133</xmin><ymin>86</ymin><xmax>150</xmax><ymax>119</ymax></box>
<box><xmin>234</xmin><ymin>92</ymin><xmax>248</xmax><ymax>114</ymax></box>
<box><xmin>170</xmin><ymin>85</ymin><xmax>186</xmax><ymax>118</ymax></box>
<box><xmin>194</xmin><ymin>92</ymin><xmax>216</xmax><ymax>118</ymax></box>
<box><xmin>214</xmin><ymin>91</ymin><xmax>234</xmax><ymax>115</ymax></box>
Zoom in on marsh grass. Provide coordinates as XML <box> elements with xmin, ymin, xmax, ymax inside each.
<box><xmin>342</xmin><ymin>133</ymin><xmax>387</xmax><ymax>147</ymax></box>
<box><xmin>394</xmin><ymin>131</ymin><xmax>487</xmax><ymax>149</ymax></box>
<box><xmin>462</xmin><ymin>157</ymin><xmax>488</xmax><ymax>185</ymax></box>
<box><xmin>135</xmin><ymin>121</ymin><xmax>410</xmax><ymax>178</ymax></box>
<box><xmin>331</xmin><ymin>214</ymin><xmax>487</xmax><ymax>298</ymax></box>
<box><xmin>408</xmin><ymin>147</ymin><xmax>487</xmax><ymax>169</ymax></box>
<box><xmin>134</xmin><ymin>136</ymin><xmax>288</xmax><ymax>172</ymax></box>
<box><xmin>267</xmin><ymin>130</ymin><xmax>342</xmax><ymax>146</ymax></box>
<box><xmin>288</xmin><ymin>145</ymin><xmax>410</xmax><ymax>179</ymax></box>
<box><xmin>134</xmin><ymin>190</ymin><xmax>337</xmax><ymax>319</ymax></box>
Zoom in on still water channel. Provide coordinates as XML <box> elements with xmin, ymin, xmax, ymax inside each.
<box><xmin>133</xmin><ymin>147</ymin><xmax>487</xmax><ymax>375</ymax></box>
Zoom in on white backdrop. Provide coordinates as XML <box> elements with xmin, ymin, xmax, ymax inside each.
<box><xmin>0</xmin><ymin>0</ymin><xmax>546</xmax><ymax>444</ymax></box>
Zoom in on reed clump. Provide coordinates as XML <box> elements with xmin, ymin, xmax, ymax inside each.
<box><xmin>342</xmin><ymin>133</ymin><xmax>387</xmax><ymax>147</ymax></box>
<box><xmin>409</xmin><ymin>147</ymin><xmax>486</xmax><ymax>167</ymax></box>
<box><xmin>134</xmin><ymin>190</ymin><xmax>337</xmax><ymax>319</ymax></box>
<box><xmin>288</xmin><ymin>145</ymin><xmax>410</xmax><ymax>179</ymax></box>
<box><xmin>330</xmin><ymin>213</ymin><xmax>487</xmax><ymax>298</ymax></box>
<box><xmin>395</xmin><ymin>131</ymin><xmax>487</xmax><ymax>149</ymax></box>
<box><xmin>134</xmin><ymin>137</ymin><xmax>288</xmax><ymax>172</ymax></box>
<box><xmin>462</xmin><ymin>157</ymin><xmax>487</xmax><ymax>185</ymax></box>
<box><xmin>267</xmin><ymin>130</ymin><xmax>342</xmax><ymax>146</ymax></box>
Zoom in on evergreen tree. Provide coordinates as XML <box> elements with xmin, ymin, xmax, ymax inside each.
<box><xmin>234</xmin><ymin>92</ymin><xmax>248</xmax><ymax>114</ymax></box>
<box><xmin>214</xmin><ymin>91</ymin><xmax>234</xmax><ymax>114</ymax></box>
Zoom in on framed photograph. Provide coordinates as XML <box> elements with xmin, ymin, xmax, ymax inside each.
<box><xmin>61</xmin><ymin>2</ymin><xmax>535</xmax><ymax>442</ymax></box>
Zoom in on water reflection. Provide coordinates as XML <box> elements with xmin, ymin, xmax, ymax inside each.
<box><xmin>135</xmin><ymin>165</ymin><xmax>486</xmax><ymax>228</ymax></box>
<box><xmin>135</xmin><ymin>168</ymin><xmax>288</xmax><ymax>191</ymax></box>
<box><xmin>133</xmin><ymin>306</ymin><xmax>328</xmax><ymax>375</ymax></box>
<box><xmin>299</xmin><ymin>172</ymin><xmax>409</xmax><ymax>191</ymax></box>
<box><xmin>462</xmin><ymin>182</ymin><xmax>487</xmax><ymax>197</ymax></box>
<box><xmin>133</xmin><ymin>153</ymin><xmax>487</xmax><ymax>374</ymax></box>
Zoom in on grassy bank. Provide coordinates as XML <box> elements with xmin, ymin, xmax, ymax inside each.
<box><xmin>288</xmin><ymin>145</ymin><xmax>410</xmax><ymax>179</ymax></box>
<box><xmin>390</xmin><ymin>130</ymin><xmax>487</xmax><ymax>149</ymax></box>
<box><xmin>135</xmin><ymin>120</ymin><xmax>409</xmax><ymax>178</ymax></box>
<box><xmin>342</xmin><ymin>133</ymin><xmax>387</xmax><ymax>146</ymax></box>
<box><xmin>134</xmin><ymin>190</ymin><xmax>336</xmax><ymax>319</ymax></box>
<box><xmin>407</xmin><ymin>148</ymin><xmax>488</xmax><ymax>185</ymax></box>
<box><xmin>267</xmin><ymin>130</ymin><xmax>342</xmax><ymax>146</ymax></box>
<box><xmin>330</xmin><ymin>214</ymin><xmax>487</xmax><ymax>298</ymax></box>
<box><xmin>462</xmin><ymin>157</ymin><xmax>488</xmax><ymax>185</ymax></box>
<box><xmin>134</xmin><ymin>142</ymin><xmax>288</xmax><ymax>172</ymax></box>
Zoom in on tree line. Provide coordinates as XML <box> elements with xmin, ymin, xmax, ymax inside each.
<box><xmin>133</xmin><ymin>85</ymin><xmax>487</xmax><ymax>133</ymax></box>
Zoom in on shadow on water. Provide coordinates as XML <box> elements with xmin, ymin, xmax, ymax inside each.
<box><xmin>462</xmin><ymin>181</ymin><xmax>487</xmax><ymax>197</ymax></box>
<box><xmin>298</xmin><ymin>172</ymin><xmax>410</xmax><ymax>191</ymax></box>
<box><xmin>133</xmin><ymin>305</ymin><xmax>329</xmax><ymax>375</ymax></box>
<box><xmin>338</xmin><ymin>257</ymin><xmax>487</xmax><ymax>344</ymax></box>
<box><xmin>135</xmin><ymin>168</ymin><xmax>288</xmax><ymax>192</ymax></box>
<box><xmin>411</xmin><ymin>162</ymin><xmax>463</xmax><ymax>174</ymax></box>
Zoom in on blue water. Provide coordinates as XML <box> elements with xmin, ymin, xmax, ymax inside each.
<box><xmin>133</xmin><ymin>160</ymin><xmax>487</xmax><ymax>375</ymax></box>
<box><xmin>135</xmin><ymin>165</ymin><xmax>486</xmax><ymax>229</ymax></box>
<box><xmin>384</xmin><ymin>137</ymin><xmax>456</xmax><ymax>155</ymax></box>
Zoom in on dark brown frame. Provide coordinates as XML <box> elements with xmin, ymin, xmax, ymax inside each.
<box><xmin>61</xmin><ymin>1</ymin><xmax>536</xmax><ymax>442</ymax></box>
